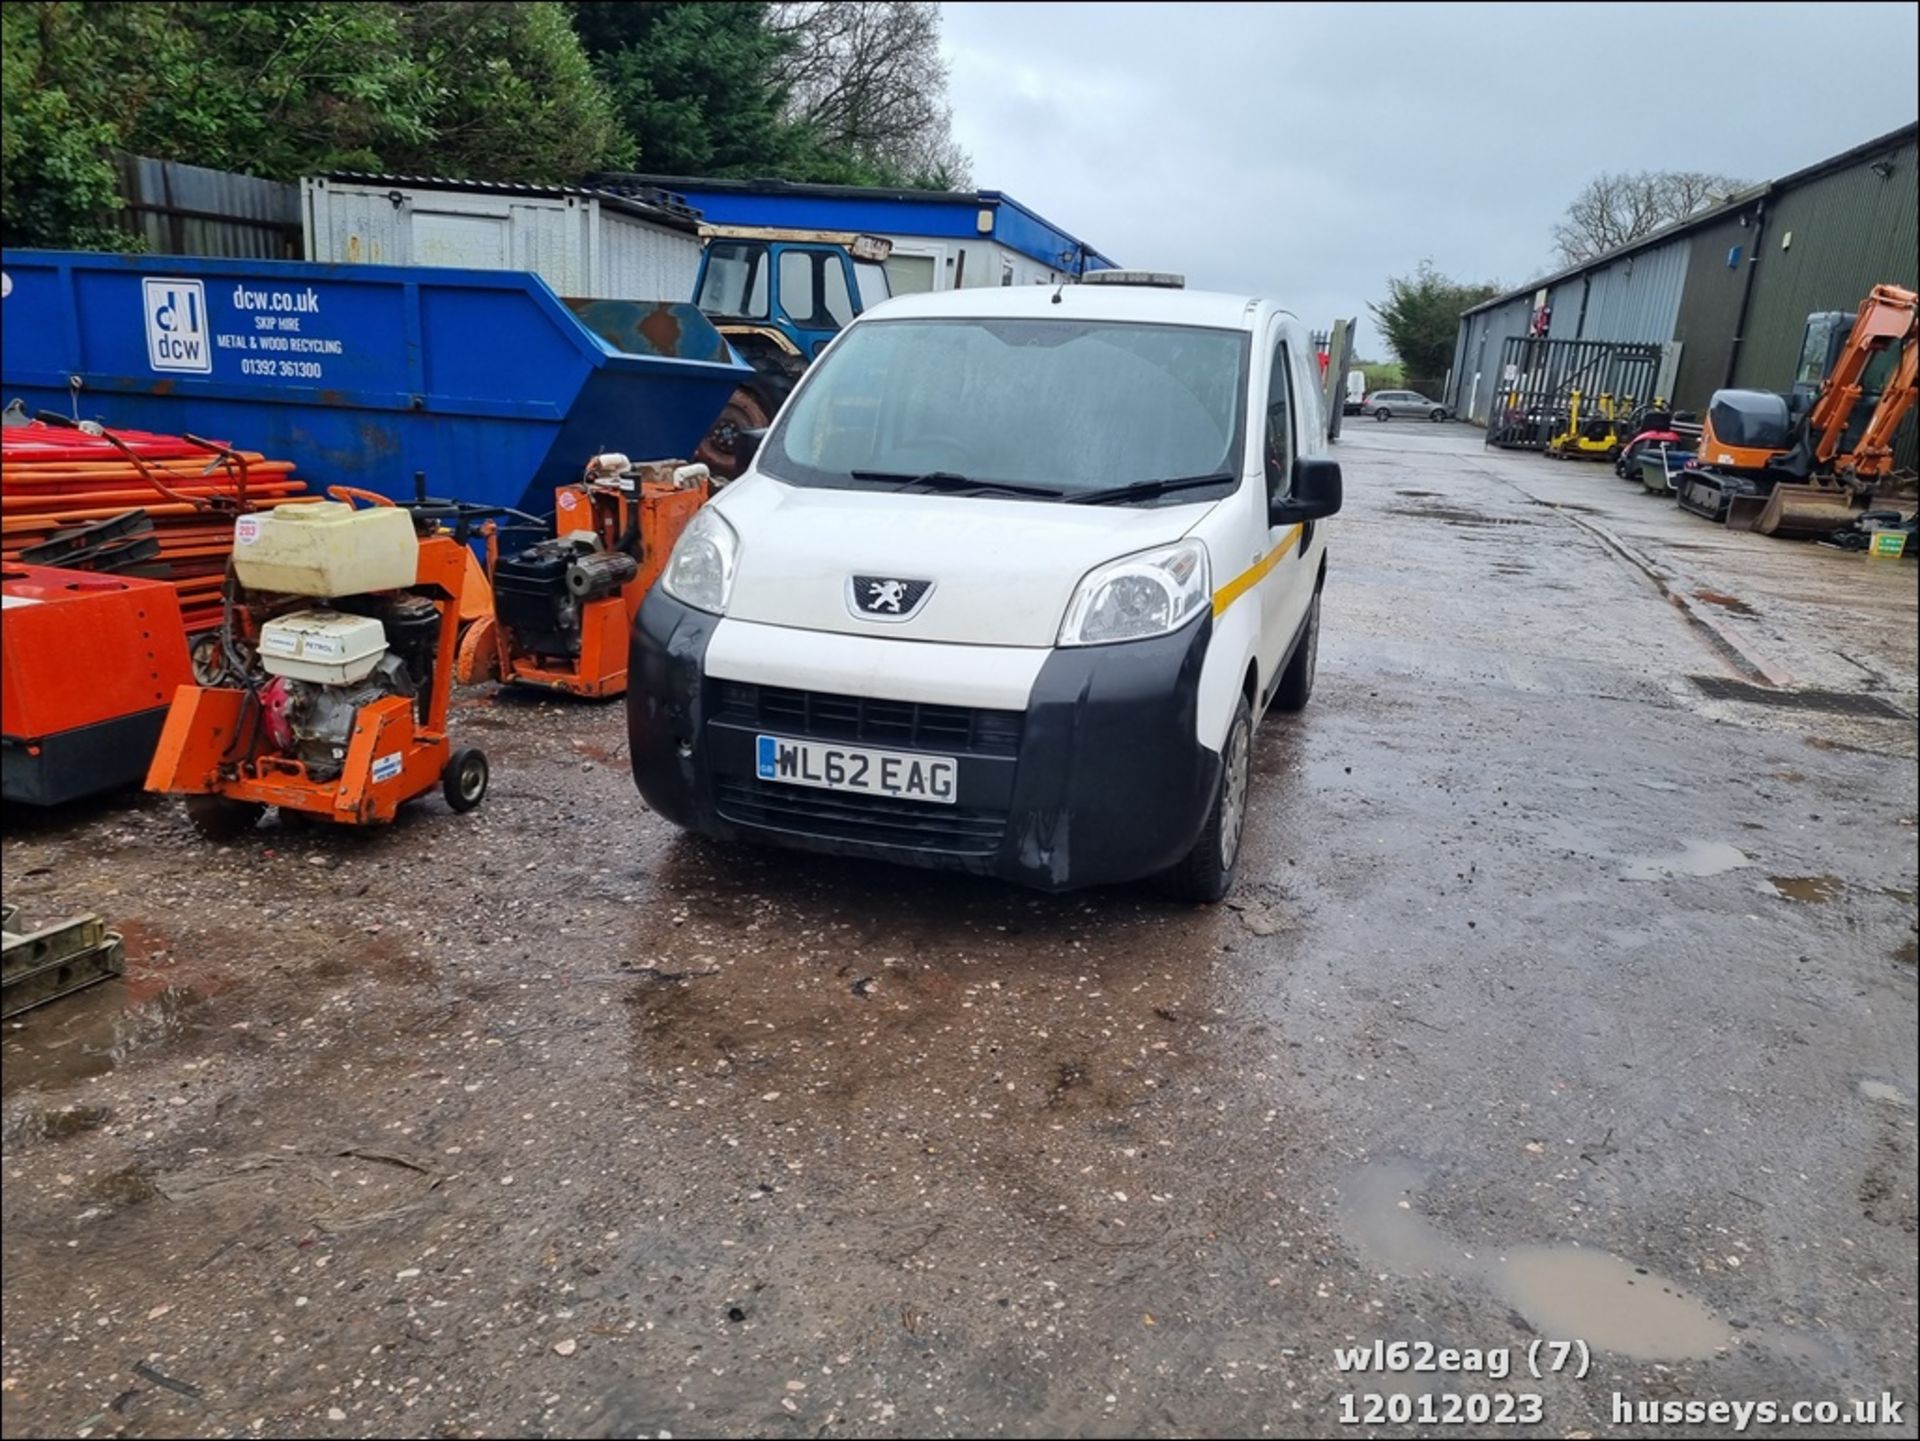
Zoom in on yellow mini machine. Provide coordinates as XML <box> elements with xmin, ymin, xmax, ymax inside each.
<box><xmin>1546</xmin><ymin>390</ymin><xmax>1635</xmax><ymax>461</ymax></box>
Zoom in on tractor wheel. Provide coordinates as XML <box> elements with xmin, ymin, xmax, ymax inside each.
<box><xmin>694</xmin><ymin>389</ymin><xmax>773</xmax><ymax>482</ymax></box>
<box><xmin>185</xmin><ymin>794</ymin><xmax>265</xmax><ymax>841</ymax></box>
<box><xmin>443</xmin><ymin>747</ymin><xmax>489</xmax><ymax>813</ymax></box>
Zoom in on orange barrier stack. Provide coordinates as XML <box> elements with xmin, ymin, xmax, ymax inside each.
<box><xmin>1</xmin><ymin>420</ymin><xmax>315</xmax><ymax>631</ymax></box>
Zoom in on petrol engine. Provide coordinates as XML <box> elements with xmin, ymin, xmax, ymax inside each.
<box><xmin>256</xmin><ymin>596</ymin><xmax>440</xmax><ymax>780</ymax></box>
<box><xmin>491</xmin><ymin>533</ymin><xmax>639</xmax><ymax>659</ymax></box>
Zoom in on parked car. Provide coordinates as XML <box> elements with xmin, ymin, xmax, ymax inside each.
<box><xmin>1367</xmin><ymin>390</ymin><xmax>1450</xmax><ymax>422</ymax></box>
<box><xmin>1343</xmin><ymin>369</ymin><xmax>1367</xmax><ymax>415</ymax></box>
<box><xmin>629</xmin><ymin>271</ymin><xmax>1342</xmax><ymax>901</ymax></box>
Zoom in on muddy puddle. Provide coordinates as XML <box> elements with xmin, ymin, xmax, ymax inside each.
<box><xmin>1764</xmin><ymin>874</ymin><xmax>1844</xmax><ymax>903</ymax></box>
<box><xmin>1621</xmin><ymin>840</ymin><xmax>1753</xmax><ymax>881</ymax></box>
<box><xmin>1858</xmin><ymin>1079</ymin><xmax>1911</xmax><ymax>1106</ymax></box>
<box><xmin>1693</xmin><ymin>590</ymin><xmax>1758</xmax><ymax>617</ymax></box>
<box><xmin>1</xmin><ymin>917</ymin><xmax>221</xmax><ymax>1097</ymax></box>
<box><xmin>1340</xmin><ymin>1160</ymin><xmax>1816</xmax><ymax>1363</ymax></box>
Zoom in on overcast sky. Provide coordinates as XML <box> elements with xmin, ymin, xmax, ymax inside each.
<box><xmin>942</xmin><ymin>1</ymin><xmax>1920</xmax><ymax>358</ymax></box>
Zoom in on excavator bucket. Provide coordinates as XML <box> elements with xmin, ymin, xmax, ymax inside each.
<box><xmin>1754</xmin><ymin>484</ymin><xmax>1863</xmax><ymax>539</ymax></box>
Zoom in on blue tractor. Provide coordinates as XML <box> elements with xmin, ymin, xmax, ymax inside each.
<box><xmin>690</xmin><ymin>228</ymin><xmax>894</xmax><ymax>477</ymax></box>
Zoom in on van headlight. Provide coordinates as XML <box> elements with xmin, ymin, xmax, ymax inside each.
<box><xmin>660</xmin><ymin>507</ymin><xmax>740</xmax><ymax>614</ymax></box>
<box><xmin>1058</xmin><ymin>540</ymin><xmax>1210</xmax><ymax>647</ymax></box>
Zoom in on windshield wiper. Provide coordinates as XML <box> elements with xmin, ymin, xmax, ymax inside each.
<box><xmin>848</xmin><ymin>469</ymin><xmax>1066</xmax><ymax>499</ymax></box>
<box><xmin>1066</xmin><ymin>472</ymin><xmax>1237</xmax><ymax>506</ymax></box>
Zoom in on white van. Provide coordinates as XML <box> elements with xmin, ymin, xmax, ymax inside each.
<box><xmin>628</xmin><ymin>272</ymin><xmax>1341</xmax><ymax>900</ymax></box>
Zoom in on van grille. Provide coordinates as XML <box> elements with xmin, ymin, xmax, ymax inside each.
<box><xmin>712</xmin><ymin>682</ymin><xmax>1023</xmax><ymax>757</ymax></box>
<box><xmin>713</xmin><ymin>776</ymin><xmax>1006</xmax><ymax>855</ymax></box>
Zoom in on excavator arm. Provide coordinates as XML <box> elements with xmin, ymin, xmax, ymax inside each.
<box><xmin>1808</xmin><ymin>283</ymin><xmax>1919</xmax><ymax>471</ymax></box>
<box><xmin>1846</xmin><ymin>321</ymin><xmax>1917</xmax><ymax>480</ymax></box>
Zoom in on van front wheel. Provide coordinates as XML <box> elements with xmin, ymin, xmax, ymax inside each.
<box><xmin>1163</xmin><ymin>695</ymin><xmax>1251</xmax><ymax>903</ymax></box>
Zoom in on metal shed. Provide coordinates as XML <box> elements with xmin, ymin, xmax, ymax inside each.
<box><xmin>1448</xmin><ymin>122</ymin><xmax>1919</xmax><ymax>460</ymax></box>
<box><xmin>1729</xmin><ymin>132</ymin><xmax>1919</xmax><ymax>394</ymax></box>
<box><xmin>302</xmin><ymin>174</ymin><xmax>705</xmax><ymax>302</ymax></box>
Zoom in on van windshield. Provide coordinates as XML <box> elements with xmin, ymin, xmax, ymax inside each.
<box><xmin>760</xmin><ymin>317</ymin><xmax>1250</xmax><ymax>501</ymax></box>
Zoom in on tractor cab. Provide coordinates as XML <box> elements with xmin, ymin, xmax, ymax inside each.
<box><xmin>690</xmin><ymin>228</ymin><xmax>894</xmax><ymax>477</ymax></box>
<box><xmin>694</xmin><ymin>228</ymin><xmax>893</xmax><ymax>362</ymax></box>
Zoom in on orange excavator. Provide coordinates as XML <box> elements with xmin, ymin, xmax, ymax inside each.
<box><xmin>1678</xmin><ymin>285</ymin><xmax>1917</xmax><ymax>533</ymax></box>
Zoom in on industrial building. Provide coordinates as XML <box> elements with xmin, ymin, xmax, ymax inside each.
<box><xmin>598</xmin><ymin>174</ymin><xmax>1117</xmax><ymax>295</ymax></box>
<box><xmin>1448</xmin><ymin>124</ymin><xmax>1918</xmax><ymax>464</ymax></box>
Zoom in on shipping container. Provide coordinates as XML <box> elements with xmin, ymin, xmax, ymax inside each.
<box><xmin>303</xmin><ymin>174</ymin><xmax>704</xmax><ymax>303</ymax></box>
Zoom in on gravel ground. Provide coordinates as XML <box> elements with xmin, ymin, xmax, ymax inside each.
<box><xmin>2</xmin><ymin>424</ymin><xmax>1915</xmax><ymax>1438</ymax></box>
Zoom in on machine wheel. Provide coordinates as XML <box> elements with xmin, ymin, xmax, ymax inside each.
<box><xmin>1162</xmin><ymin>695</ymin><xmax>1252</xmax><ymax>904</ymax></box>
<box><xmin>455</xmin><ymin>615</ymin><xmax>500</xmax><ymax>686</ymax></box>
<box><xmin>184</xmin><ymin>794</ymin><xmax>265</xmax><ymax>841</ymax></box>
<box><xmin>443</xmin><ymin>747</ymin><xmax>489</xmax><ymax>813</ymax></box>
<box><xmin>1272</xmin><ymin>591</ymin><xmax>1321</xmax><ymax>713</ymax></box>
<box><xmin>694</xmin><ymin>389</ymin><xmax>772</xmax><ymax>482</ymax></box>
<box><xmin>1374</xmin><ymin>407</ymin><xmax>1391</xmax><ymax>422</ymax></box>
<box><xmin>1429</xmin><ymin>408</ymin><xmax>1447</xmax><ymax>422</ymax></box>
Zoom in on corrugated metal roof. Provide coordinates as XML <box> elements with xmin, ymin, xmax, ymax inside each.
<box><xmin>1463</xmin><ymin>185</ymin><xmax>1764</xmax><ymax>318</ymax></box>
<box><xmin>319</xmin><ymin>172</ymin><xmax>702</xmax><ymax>233</ymax></box>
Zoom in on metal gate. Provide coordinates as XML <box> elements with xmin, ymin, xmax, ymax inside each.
<box><xmin>1484</xmin><ymin>336</ymin><xmax>1666</xmax><ymax>450</ymax></box>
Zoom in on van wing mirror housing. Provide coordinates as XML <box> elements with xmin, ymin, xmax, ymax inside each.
<box><xmin>1269</xmin><ymin>456</ymin><xmax>1343</xmax><ymax>525</ymax></box>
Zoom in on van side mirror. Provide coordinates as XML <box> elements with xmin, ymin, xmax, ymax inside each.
<box><xmin>1269</xmin><ymin>456</ymin><xmax>1343</xmax><ymax>525</ymax></box>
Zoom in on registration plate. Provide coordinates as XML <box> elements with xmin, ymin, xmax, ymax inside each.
<box><xmin>755</xmin><ymin>735</ymin><xmax>957</xmax><ymax>805</ymax></box>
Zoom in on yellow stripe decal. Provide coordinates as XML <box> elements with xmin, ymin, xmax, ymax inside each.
<box><xmin>1212</xmin><ymin>525</ymin><xmax>1302</xmax><ymax>617</ymax></box>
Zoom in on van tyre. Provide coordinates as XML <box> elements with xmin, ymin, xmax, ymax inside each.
<box><xmin>1273</xmin><ymin>593</ymin><xmax>1320</xmax><ymax>713</ymax></box>
<box><xmin>444</xmin><ymin>748</ymin><xmax>489</xmax><ymax>813</ymax></box>
<box><xmin>1164</xmin><ymin>695</ymin><xmax>1251</xmax><ymax>903</ymax></box>
<box><xmin>1274</xmin><ymin>594</ymin><xmax>1320</xmax><ymax>713</ymax></box>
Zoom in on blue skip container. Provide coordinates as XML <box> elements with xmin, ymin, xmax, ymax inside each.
<box><xmin>0</xmin><ymin>250</ymin><xmax>749</xmax><ymax>514</ymax></box>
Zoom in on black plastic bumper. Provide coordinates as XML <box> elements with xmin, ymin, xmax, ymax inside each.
<box><xmin>626</xmin><ymin>590</ymin><xmax>1221</xmax><ymax>892</ymax></box>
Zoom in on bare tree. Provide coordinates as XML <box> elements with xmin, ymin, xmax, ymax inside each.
<box><xmin>1551</xmin><ymin>170</ymin><xmax>1749</xmax><ymax>267</ymax></box>
<box><xmin>769</xmin><ymin>2</ymin><xmax>971</xmax><ymax>185</ymax></box>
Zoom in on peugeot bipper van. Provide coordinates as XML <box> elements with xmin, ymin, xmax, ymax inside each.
<box><xmin>627</xmin><ymin>270</ymin><xmax>1341</xmax><ymax>901</ymax></box>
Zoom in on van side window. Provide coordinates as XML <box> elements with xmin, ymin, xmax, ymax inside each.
<box><xmin>1265</xmin><ymin>340</ymin><xmax>1293</xmax><ymax>497</ymax></box>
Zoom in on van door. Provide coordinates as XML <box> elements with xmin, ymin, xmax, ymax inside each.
<box><xmin>1256</xmin><ymin>324</ymin><xmax>1319</xmax><ymax>700</ymax></box>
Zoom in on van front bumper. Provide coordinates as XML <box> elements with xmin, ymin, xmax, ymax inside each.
<box><xmin>626</xmin><ymin>590</ymin><xmax>1220</xmax><ymax>892</ymax></box>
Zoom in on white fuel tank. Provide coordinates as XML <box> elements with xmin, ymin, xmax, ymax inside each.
<box><xmin>232</xmin><ymin>503</ymin><xmax>417</xmax><ymax>597</ymax></box>
<box><xmin>257</xmin><ymin>609</ymin><xmax>389</xmax><ymax>685</ymax></box>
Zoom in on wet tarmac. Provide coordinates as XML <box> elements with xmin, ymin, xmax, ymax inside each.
<box><xmin>2</xmin><ymin>424</ymin><xmax>1915</xmax><ymax>1437</ymax></box>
